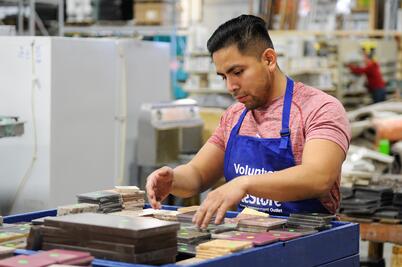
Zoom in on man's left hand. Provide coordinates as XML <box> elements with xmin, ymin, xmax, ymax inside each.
<box><xmin>192</xmin><ymin>176</ymin><xmax>248</xmax><ymax>228</ymax></box>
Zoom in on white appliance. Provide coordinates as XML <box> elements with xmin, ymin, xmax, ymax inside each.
<box><xmin>0</xmin><ymin>37</ymin><xmax>171</xmax><ymax>215</ymax></box>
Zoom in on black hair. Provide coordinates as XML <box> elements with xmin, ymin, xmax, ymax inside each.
<box><xmin>207</xmin><ymin>15</ymin><xmax>274</xmax><ymax>57</ymax></box>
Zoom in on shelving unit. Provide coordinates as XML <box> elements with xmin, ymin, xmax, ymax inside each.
<box><xmin>271</xmin><ymin>30</ymin><xmax>401</xmax><ymax>109</ymax></box>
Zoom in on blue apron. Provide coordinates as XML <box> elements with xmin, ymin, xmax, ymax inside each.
<box><xmin>223</xmin><ymin>77</ymin><xmax>329</xmax><ymax>216</ymax></box>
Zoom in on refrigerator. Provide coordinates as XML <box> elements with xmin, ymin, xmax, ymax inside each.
<box><xmin>0</xmin><ymin>37</ymin><xmax>171</xmax><ymax>215</ymax></box>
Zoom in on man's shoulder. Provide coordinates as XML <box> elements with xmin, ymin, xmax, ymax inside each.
<box><xmin>294</xmin><ymin>82</ymin><xmax>341</xmax><ymax>106</ymax></box>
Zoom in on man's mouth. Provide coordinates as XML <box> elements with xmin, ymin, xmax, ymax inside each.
<box><xmin>236</xmin><ymin>95</ymin><xmax>247</xmax><ymax>102</ymax></box>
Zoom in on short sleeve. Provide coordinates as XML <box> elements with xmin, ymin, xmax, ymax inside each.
<box><xmin>207</xmin><ymin>111</ymin><xmax>227</xmax><ymax>151</ymax></box>
<box><xmin>305</xmin><ymin>100</ymin><xmax>351</xmax><ymax>154</ymax></box>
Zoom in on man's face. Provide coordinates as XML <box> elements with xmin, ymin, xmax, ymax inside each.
<box><xmin>213</xmin><ymin>45</ymin><xmax>273</xmax><ymax>110</ymax></box>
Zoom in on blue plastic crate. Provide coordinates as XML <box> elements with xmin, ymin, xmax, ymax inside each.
<box><xmin>5</xmin><ymin>206</ymin><xmax>359</xmax><ymax>267</ymax></box>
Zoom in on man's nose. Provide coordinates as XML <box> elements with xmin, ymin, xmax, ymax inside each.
<box><xmin>226</xmin><ymin>78</ymin><xmax>239</xmax><ymax>93</ymax></box>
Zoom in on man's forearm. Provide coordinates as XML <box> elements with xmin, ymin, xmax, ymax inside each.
<box><xmin>170</xmin><ymin>163</ymin><xmax>203</xmax><ymax>198</ymax></box>
<box><xmin>242</xmin><ymin>164</ymin><xmax>338</xmax><ymax>201</ymax></box>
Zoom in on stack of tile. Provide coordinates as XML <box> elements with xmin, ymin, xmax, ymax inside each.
<box><xmin>135</xmin><ymin>208</ymin><xmax>180</xmax><ymax>221</ymax></box>
<box><xmin>0</xmin><ymin>249</ymin><xmax>93</xmax><ymax>266</ymax></box>
<box><xmin>341</xmin><ymin>185</ymin><xmax>394</xmax><ymax>218</ymax></box>
<box><xmin>177</xmin><ymin>206</ymin><xmax>199</xmax><ymax>214</ymax></box>
<box><xmin>186</xmin><ymin>223</ymin><xmax>237</xmax><ymax>235</ymax></box>
<box><xmin>195</xmin><ymin>239</ymin><xmax>253</xmax><ymax>259</ymax></box>
<box><xmin>226</xmin><ymin>232</ymin><xmax>280</xmax><ymax>245</ymax></box>
<box><xmin>0</xmin><ymin>223</ymin><xmax>31</xmax><ymax>249</ymax></box>
<box><xmin>77</xmin><ymin>191</ymin><xmax>123</xmax><ymax>213</ymax></box>
<box><xmin>177</xmin><ymin>211</ymin><xmax>215</xmax><ymax>225</ymax></box>
<box><xmin>40</xmin><ymin>213</ymin><xmax>180</xmax><ymax>264</ymax></box>
<box><xmin>237</xmin><ymin>217</ymin><xmax>287</xmax><ymax>232</ymax></box>
<box><xmin>112</xmin><ymin>186</ymin><xmax>145</xmax><ymax>211</ymax></box>
<box><xmin>177</xmin><ymin>227</ymin><xmax>211</xmax><ymax>255</ymax></box>
<box><xmin>265</xmin><ymin>231</ymin><xmax>302</xmax><ymax>241</ymax></box>
<box><xmin>0</xmin><ymin>246</ymin><xmax>15</xmax><ymax>260</ymax></box>
<box><xmin>153</xmin><ymin>210</ymin><xmax>180</xmax><ymax>221</ymax></box>
<box><xmin>57</xmin><ymin>203</ymin><xmax>99</xmax><ymax>216</ymax></box>
<box><xmin>223</xmin><ymin>214</ymin><xmax>262</xmax><ymax>225</ymax></box>
<box><xmin>269</xmin><ymin>227</ymin><xmax>318</xmax><ymax>236</ymax></box>
<box><xmin>287</xmin><ymin>213</ymin><xmax>335</xmax><ymax>230</ymax></box>
<box><xmin>210</xmin><ymin>230</ymin><xmax>248</xmax><ymax>239</ymax></box>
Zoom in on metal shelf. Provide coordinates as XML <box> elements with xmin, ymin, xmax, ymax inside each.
<box><xmin>63</xmin><ymin>25</ymin><xmax>188</xmax><ymax>37</ymax></box>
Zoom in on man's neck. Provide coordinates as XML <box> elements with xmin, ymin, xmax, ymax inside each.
<box><xmin>269</xmin><ymin>68</ymin><xmax>287</xmax><ymax>101</ymax></box>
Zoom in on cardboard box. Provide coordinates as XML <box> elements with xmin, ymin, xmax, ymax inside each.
<box><xmin>134</xmin><ymin>2</ymin><xmax>172</xmax><ymax>25</ymax></box>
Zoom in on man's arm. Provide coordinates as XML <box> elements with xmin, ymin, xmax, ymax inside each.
<box><xmin>349</xmin><ymin>63</ymin><xmax>369</xmax><ymax>75</ymax></box>
<box><xmin>244</xmin><ymin>139</ymin><xmax>344</xmax><ymax>201</ymax></box>
<box><xmin>193</xmin><ymin>139</ymin><xmax>345</xmax><ymax>228</ymax></box>
<box><xmin>171</xmin><ymin>142</ymin><xmax>225</xmax><ymax>198</ymax></box>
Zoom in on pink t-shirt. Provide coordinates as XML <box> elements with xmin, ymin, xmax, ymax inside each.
<box><xmin>208</xmin><ymin>82</ymin><xmax>351</xmax><ymax>213</ymax></box>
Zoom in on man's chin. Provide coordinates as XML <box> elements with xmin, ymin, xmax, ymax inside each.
<box><xmin>243</xmin><ymin>102</ymin><xmax>260</xmax><ymax>110</ymax></box>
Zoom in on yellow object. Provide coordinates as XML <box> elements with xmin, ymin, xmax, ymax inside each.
<box><xmin>199</xmin><ymin>107</ymin><xmax>225</xmax><ymax>144</ymax></box>
<box><xmin>360</xmin><ymin>40</ymin><xmax>377</xmax><ymax>55</ymax></box>
<box><xmin>392</xmin><ymin>245</ymin><xmax>402</xmax><ymax>267</ymax></box>
<box><xmin>240</xmin><ymin>207</ymin><xmax>269</xmax><ymax>217</ymax></box>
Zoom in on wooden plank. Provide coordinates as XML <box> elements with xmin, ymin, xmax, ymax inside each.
<box><xmin>368</xmin><ymin>241</ymin><xmax>384</xmax><ymax>260</ymax></box>
<box><xmin>360</xmin><ymin>222</ymin><xmax>402</xmax><ymax>245</ymax></box>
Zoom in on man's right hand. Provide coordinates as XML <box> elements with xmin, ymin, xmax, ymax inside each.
<box><xmin>146</xmin><ymin>166</ymin><xmax>174</xmax><ymax>209</ymax></box>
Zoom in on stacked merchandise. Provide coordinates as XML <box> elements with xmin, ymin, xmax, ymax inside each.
<box><xmin>153</xmin><ymin>210</ymin><xmax>180</xmax><ymax>221</ymax></box>
<box><xmin>269</xmin><ymin>227</ymin><xmax>318</xmax><ymax>236</ymax></box>
<box><xmin>210</xmin><ymin>230</ymin><xmax>249</xmax><ymax>239</ymax></box>
<box><xmin>237</xmin><ymin>217</ymin><xmax>287</xmax><ymax>232</ymax></box>
<box><xmin>287</xmin><ymin>213</ymin><xmax>335</xmax><ymax>230</ymax></box>
<box><xmin>177</xmin><ymin>206</ymin><xmax>199</xmax><ymax>214</ymax></box>
<box><xmin>97</xmin><ymin>0</ymin><xmax>133</xmax><ymax>21</ymax></box>
<box><xmin>373</xmin><ymin>188</ymin><xmax>402</xmax><ymax>220</ymax></box>
<box><xmin>186</xmin><ymin>223</ymin><xmax>237</xmax><ymax>235</ymax></box>
<box><xmin>57</xmin><ymin>203</ymin><xmax>99</xmax><ymax>216</ymax></box>
<box><xmin>40</xmin><ymin>213</ymin><xmax>180</xmax><ymax>264</ymax></box>
<box><xmin>195</xmin><ymin>239</ymin><xmax>253</xmax><ymax>259</ymax></box>
<box><xmin>77</xmin><ymin>191</ymin><xmax>123</xmax><ymax>213</ymax></box>
<box><xmin>177</xmin><ymin>226</ymin><xmax>211</xmax><ymax>255</ymax></box>
<box><xmin>177</xmin><ymin>211</ymin><xmax>216</xmax><ymax>225</ymax></box>
<box><xmin>109</xmin><ymin>186</ymin><xmax>145</xmax><ymax>211</ymax></box>
<box><xmin>340</xmin><ymin>185</ymin><xmax>394</xmax><ymax>218</ymax></box>
<box><xmin>27</xmin><ymin>217</ymin><xmax>56</xmax><ymax>251</ymax></box>
<box><xmin>0</xmin><ymin>223</ymin><xmax>31</xmax><ymax>249</ymax></box>
<box><xmin>0</xmin><ymin>249</ymin><xmax>93</xmax><ymax>266</ymax></box>
<box><xmin>0</xmin><ymin>246</ymin><xmax>15</xmax><ymax>260</ymax></box>
<box><xmin>135</xmin><ymin>208</ymin><xmax>180</xmax><ymax>220</ymax></box>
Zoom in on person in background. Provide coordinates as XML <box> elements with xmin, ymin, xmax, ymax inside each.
<box><xmin>146</xmin><ymin>15</ymin><xmax>351</xmax><ymax>229</ymax></box>
<box><xmin>348</xmin><ymin>48</ymin><xmax>386</xmax><ymax>103</ymax></box>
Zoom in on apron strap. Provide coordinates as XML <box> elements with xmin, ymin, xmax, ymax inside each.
<box><xmin>232</xmin><ymin>108</ymin><xmax>248</xmax><ymax>136</ymax></box>
<box><xmin>280</xmin><ymin>77</ymin><xmax>294</xmax><ymax>149</ymax></box>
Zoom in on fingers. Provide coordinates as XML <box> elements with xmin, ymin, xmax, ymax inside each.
<box><xmin>193</xmin><ymin>194</ymin><xmax>225</xmax><ymax>229</ymax></box>
<box><xmin>146</xmin><ymin>166</ymin><xmax>173</xmax><ymax>209</ymax></box>
<box><xmin>214</xmin><ymin>203</ymin><xmax>229</xmax><ymax>225</ymax></box>
<box><xmin>145</xmin><ymin>179</ymin><xmax>159</xmax><ymax>209</ymax></box>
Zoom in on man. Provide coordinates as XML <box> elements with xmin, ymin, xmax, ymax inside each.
<box><xmin>146</xmin><ymin>15</ymin><xmax>351</xmax><ymax>229</ymax></box>
<box><xmin>348</xmin><ymin>48</ymin><xmax>386</xmax><ymax>103</ymax></box>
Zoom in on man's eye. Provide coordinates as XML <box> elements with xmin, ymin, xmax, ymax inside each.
<box><xmin>234</xmin><ymin>70</ymin><xmax>243</xmax><ymax>76</ymax></box>
<box><xmin>221</xmin><ymin>76</ymin><xmax>227</xmax><ymax>81</ymax></box>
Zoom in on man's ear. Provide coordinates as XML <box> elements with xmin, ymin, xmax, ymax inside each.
<box><xmin>261</xmin><ymin>48</ymin><xmax>276</xmax><ymax>71</ymax></box>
